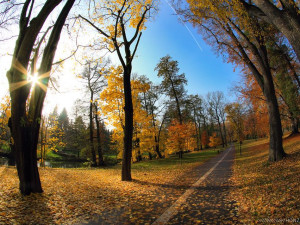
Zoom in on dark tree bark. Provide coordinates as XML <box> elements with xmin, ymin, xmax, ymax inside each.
<box><xmin>241</xmin><ymin>0</ymin><xmax>300</xmax><ymax>62</ymax></box>
<box><xmin>225</xmin><ymin>19</ymin><xmax>286</xmax><ymax>161</ymax></box>
<box><xmin>6</xmin><ymin>0</ymin><xmax>75</xmax><ymax>195</ymax></box>
<box><xmin>263</xmin><ymin>73</ymin><xmax>286</xmax><ymax>161</ymax></box>
<box><xmin>122</xmin><ymin>67</ymin><xmax>134</xmax><ymax>180</ymax></box>
<box><xmin>94</xmin><ymin>103</ymin><xmax>105</xmax><ymax>166</ymax></box>
<box><xmin>89</xmin><ymin>92</ymin><xmax>97</xmax><ymax>167</ymax></box>
<box><xmin>80</xmin><ymin>2</ymin><xmax>151</xmax><ymax>181</ymax></box>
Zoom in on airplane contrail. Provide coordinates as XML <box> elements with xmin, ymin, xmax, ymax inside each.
<box><xmin>164</xmin><ymin>0</ymin><xmax>203</xmax><ymax>52</ymax></box>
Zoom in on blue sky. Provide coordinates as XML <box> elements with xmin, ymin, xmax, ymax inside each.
<box><xmin>132</xmin><ymin>0</ymin><xmax>241</xmax><ymax>99</ymax></box>
<box><xmin>0</xmin><ymin>1</ymin><xmax>241</xmax><ymax>115</ymax></box>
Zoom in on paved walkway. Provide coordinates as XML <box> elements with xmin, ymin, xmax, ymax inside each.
<box><xmin>153</xmin><ymin>146</ymin><xmax>239</xmax><ymax>225</ymax></box>
<box><xmin>84</xmin><ymin>146</ymin><xmax>240</xmax><ymax>225</ymax></box>
<box><xmin>155</xmin><ymin>146</ymin><xmax>240</xmax><ymax>224</ymax></box>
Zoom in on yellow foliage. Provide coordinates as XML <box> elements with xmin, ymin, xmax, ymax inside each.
<box><xmin>100</xmin><ymin>66</ymin><xmax>152</xmax><ymax>160</ymax></box>
<box><xmin>0</xmin><ymin>95</ymin><xmax>11</xmax><ymax>146</ymax></box>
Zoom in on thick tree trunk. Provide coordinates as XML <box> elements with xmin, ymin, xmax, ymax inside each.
<box><xmin>10</xmin><ymin>100</ymin><xmax>43</xmax><ymax>195</ymax></box>
<box><xmin>248</xmin><ymin>0</ymin><xmax>300</xmax><ymax>62</ymax></box>
<box><xmin>122</xmin><ymin>69</ymin><xmax>133</xmax><ymax>181</ymax></box>
<box><xmin>7</xmin><ymin>0</ymin><xmax>75</xmax><ymax>195</ymax></box>
<box><xmin>16</xmin><ymin>125</ymin><xmax>42</xmax><ymax>195</ymax></box>
<box><xmin>264</xmin><ymin>75</ymin><xmax>286</xmax><ymax>161</ymax></box>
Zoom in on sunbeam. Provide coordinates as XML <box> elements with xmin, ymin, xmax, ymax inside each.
<box><xmin>9</xmin><ymin>59</ymin><xmax>50</xmax><ymax>93</ymax></box>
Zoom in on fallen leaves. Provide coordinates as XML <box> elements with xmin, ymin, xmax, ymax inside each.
<box><xmin>0</xmin><ymin>150</ymin><xmax>219</xmax><ymax>224</ymax></box>
<box><xmin>229</xmin><ymin>134</ymin><xmax>300</xmax><ymax>223</ymax></box>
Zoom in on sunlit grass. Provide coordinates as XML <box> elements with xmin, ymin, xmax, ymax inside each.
<box><xmin>132</xmin><ymin>148</ymin><xmax>222</xmax><ymax>170</ymax></box>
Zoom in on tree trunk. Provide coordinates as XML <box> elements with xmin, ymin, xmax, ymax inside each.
<box><xmin>263</xmin><ymin>75</ymin><xmax>286</xmax><ymax>161</ymax></box>
<box><xmin>249</xmin><ymin>0</ymin><xmax>300</xmax><ymax>62</ymax></box>
<box><xmin>12</xmin><ymin>119</ymin><xmax>42</xmax><ymax>195</ymax></box>
<box><xmin>7</xmin><ymin>0</ymin><xmax>75</xmax><ymax>195</ymax></box>
<box><xmin>217</xmin><ymin>118</ymin><xmax>225</xmax><ymax>148</ymax></box>
<box><xmin>148</xmin><ymin>152</ymin><xmax>152</xmax><ymax>160</ymax></box>
<box><xmin>222</xmin><ymin>120</ymin><xmax>228</xmax><ymax>147</ymax></box>
<box><xmin>89</xmin><ymin>95</ymin><xmax>97</xmax><ymax>167</ymax></box>
<box><xmin>291</xmin><ymin>118</ymin><xmax>299</xmax><ymax>134</ymax></box>
<box><xmin>122</xmin><ymin>69</ymin><xmax>133</xmax><ymax>181</ymax></box>
<box><xmin>94</xmin><ymin>106</ymin><xmax>105</xmax><ymax>166</ymax></box>
<box><xmin>154</xmin><ymin>136</ymin><xmax>163</xmax><ymax>158</ymax></box>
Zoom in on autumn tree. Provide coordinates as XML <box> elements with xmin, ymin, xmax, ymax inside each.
<box><xmin>80</xmin><ymin>0</ymin><xmax>154</xmax><ymax>180</ymax></box>
<box><xmin>138</xmin><ymin>76</ymin><xmax>165</xmax><ymax>158</ymax></box>
<box><xmin>71</xmin><ymin>115</ymin><xmax>87</xmax><ymax>158</ymax></box>
<box><xmin>185</xmin><ymin>94</ymin><xmax>205</xmax><ymax>150</ymax></box>
<box><xmin>79</xmin><ymin>60</ymin><xmax>108</xmax><ymax>166</ymax></box>
<box><xmin>166</xmin><ymin>120</ymin><xmax>196</xmax><ymax>155</ymax></box>
<box><xmin>100</xmin><ymin>67</ymin><xmax>151</xmax><ymax>162</ymax></box>
<box><xmin>268</xmin><ymin>38</ymin><xmax>300</xmax><ymax>134</ymax></box>
<box><xmin>208</xmin><ymin>132</ymin><xmax>221</xmax><ymax>149</ymax></box>
<box><xmin>47</xmin><ymin>108</ymin><xmax>66</xmax><ymax>153</ymax></box>
<box><xmin>0</xmin><ymin>95</ymin><xmax>14</xmax><ymax>165</ymax></box>
<box><xmin>155</xmin><ymin>55</ymin><xmax>188</xmax><ymax>158</ymax></box>
<box><xmin>234</xmin><ymin>74</ymin><xmax>270</xmax><ymax>139</ymax></box>
<box><xmin>181</xmin><ymin>0</ymin><xmax>286</xmax><ymax>161</ymax></box>
<box><xmin>225</xmin><ymin>103</ymin><xmax>245</xmax><ymax>144</ymax></box>
<box><xmin>6</xmin><ymin>0</ymin><xmax>75</xmax><ymax>194</ymax></box>
<box><xmin>201</xmin><ymin>130</ymin><xmax>209</xmax><ymax>148</ymax></box>
<box><xmin>238</xmin><ymin>0</ymin><xmax>300</xmax><ymax>62</ymax></box>
<box><xmin>206</xmin><ymin>91</ymin><xmax>228</xmax><ymax>148</ymax></box>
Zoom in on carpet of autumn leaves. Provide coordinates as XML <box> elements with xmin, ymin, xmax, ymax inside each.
<box><xmin>0</xmin><ymin>150</ymin><xmax>219</xmax><ymax>225</ymax></box>
<box><xmin>230</xmin><ymin>134</ymin><xmax>300</xmax><ymax>223</ymax></box>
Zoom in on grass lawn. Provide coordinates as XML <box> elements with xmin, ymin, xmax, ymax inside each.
<box><xmin>230</xmin><ymin>134</ymin><xmax>300</xmax><ymax>223</ymax></box>
<box><xmin>0</xmin><ymin>147</ymin><xmax>222</xmax><ymax>224</ymax></box>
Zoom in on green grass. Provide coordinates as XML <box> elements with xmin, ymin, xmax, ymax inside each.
<box><xmin>132</xmin><ymin>147</ymin><xmax>224</xmax><ymax>171</ymax></box>
<box><xmin>46</xmin><ymin>151</ymin><xmax>64</xmax><ymax>160</ymax></box>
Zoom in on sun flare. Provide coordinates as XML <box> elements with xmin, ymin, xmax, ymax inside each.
<box><xmin>28</xmin><ymin>72</ymin><xmax>39</xmax><ymax>85</ymax></box>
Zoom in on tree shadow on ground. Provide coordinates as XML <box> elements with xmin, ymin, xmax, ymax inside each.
<box><xmin>12</xmin><ymin>193</ymin><xmax>55</xmax><ymax>225</ymax></box>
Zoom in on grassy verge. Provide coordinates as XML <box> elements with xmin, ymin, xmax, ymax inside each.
<box><xmin>0</xmin><ymin>147</ymin><xmax>223</xmax><ymax>224</ymax></box>
<box><xmin>231</xmin><ymin>134</ymin><xmax>300</xmax><ymax>223</ymax></box>
<box><xmin>45</xmin><ymin>151</ymin><xmax>64</xmax><ymax>161</ymax></box>
<box><xmin>132</xmin><ymin>148</ymin><xmax>221</xmax><ymax>170</ymax></box>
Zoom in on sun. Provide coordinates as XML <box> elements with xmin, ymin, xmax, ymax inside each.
<box><xmin>28</xmin><ymin>72</ymin><xmax>39</xmax><ymax>86</ymax></box>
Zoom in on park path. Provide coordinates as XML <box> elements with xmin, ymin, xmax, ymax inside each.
<box><xmin>83</xmin><ymin>146</ymin><xmax>240</xmax><ymax>225</ymax></box>
<box><xmin>153</xmin><ymin>145</ymin><xmax>240</xmax><ymax>225</ymax></box>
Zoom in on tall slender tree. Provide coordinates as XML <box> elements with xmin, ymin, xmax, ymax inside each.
<box><xmin>80</xmin><ymin>0</ymin><xmax>155</xmax><ymax>180</ymax></box>
<box><xmin>155</xmin><ymin>55</ymin><xmax>187</xmax><ymax>158</ymax></box>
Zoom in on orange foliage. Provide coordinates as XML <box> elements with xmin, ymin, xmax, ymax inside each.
<box><xmin>238</xmin><ymin>73</ymin><xmax>269</xmax><ymax>138</ymax></box>
<box><xmin>201</xmin><ymin>130</ymin><xmax>209</xmax><ymax>148</ymax></box>
<box><xmin>165</xmin><ymin>120</ymin><xmax>197</xmax><ymax>155</ymax></box>
<box><xmin>208</xmin><ymin>132</ymin><xmax>221</xmax><ymax>148</ymax></box>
